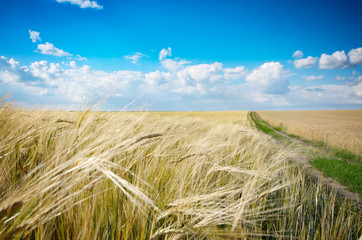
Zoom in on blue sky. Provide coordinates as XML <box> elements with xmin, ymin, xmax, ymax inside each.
<box><xmin>0</xmin><ymin>0</ymin><xmax>361</xmax><ymax>110</ymax></box>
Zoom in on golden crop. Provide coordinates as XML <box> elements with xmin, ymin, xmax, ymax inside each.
<box><xmin>256</xmin><ymin>110</ymin><xmax>362</xmax><ymax>155</ymax></box>
<box><xmin>0</xmin><ymin>102</ymin><xmax>360</xmax><ymax>239</ymax></box>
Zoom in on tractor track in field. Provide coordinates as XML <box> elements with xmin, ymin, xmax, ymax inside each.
<box><xmin>250</xmin><ymin>111</ymin><xmax>361</xmax><ymax>203</ymax></box>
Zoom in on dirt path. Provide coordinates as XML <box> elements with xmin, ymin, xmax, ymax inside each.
<box><xmin>250</xmin><ymin>112</ymin><xmax>361</xmax><ymax>203</ymax></box>
<box><xmin>252</xmin><ymin>112</ymin><xmax>310</xmax><ymax>146</ymax></box>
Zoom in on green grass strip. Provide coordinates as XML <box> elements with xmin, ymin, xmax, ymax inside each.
<box><xmin>310</xmin><ymin>158</ymin><xmax>362</xmax><ymax>195</ymax></box>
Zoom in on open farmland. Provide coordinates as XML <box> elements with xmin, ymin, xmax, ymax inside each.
<box><xmin>256</xmin><ymin>110</ymin><xmax>362</xmax><ymax>155</ymax></box>
<box><xmin>0</xmin><ymin>104</ymin><xmax>361</xmax><ymax>239</ymax></box>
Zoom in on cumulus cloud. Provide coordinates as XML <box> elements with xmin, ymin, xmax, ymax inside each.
<box><xmin>348</xmin><ymin>47</ymin><xmax>362</xmax><ymax>65</ymax></box>
<box><xmin>0</xmin><ymin>56</ymin><xmax>19</xmax><ymax>70</ymax></box>
<box><xmin>291</xmin><ymin>47</ymin><xmax>362</xmax><ymax>70</ymax></box>
<box><xmin>159</xmin><ymin>47</ymin><xmax>171</xmax><ymax>61</ymax></box>
<box><xmin>0</xmin><ymin>56</ymin><xmax>48</xmax><ymax>96</ymax></box>
<box><xmin>223</xmin><ymin>66</ymin><xmax>248</xmax><ymax>80</ymax></box>
<box><xmin>302</xmin><ymin>75</ymin><xmax>324</xmax><ymax>81</ymax></box>
<box><xmin>171</xmin><ymin>84</ymin><xmax>205</xmax><ymax>95</ymax></box>
<box><xmin>0</xmin><ymin>56</ymin><xmax>143</xmax><ymax>103</ymax></box>
<box><xmin>293</xmin><ymin>56</ymin><xmax>319</xmax><ymax>69</ymax></box>
<box><xmin>0</xmin><ymin>57</ymin><xmax>21</xmax><ymax>84</ymax></box>
<box><xmin>175</xmin><ymin>62</ymin><xmax>224</xmax><ymax>91</ymax></box>
<box><xmin>161</xmin><ymin>59</ymin><xmax>190</xmax><ymax>72</ymax></box>
<box><xmin>292</xmin><ymin>50</ymin><xmax>304</xmax><ymax>58</ymax></box>
<box><xmin>56</xmin><ymin>0</ymin><xmax>103</xmax><ymax>9</ymax></box>
<box><xmin>318</xmin><ymin>50</ymin><xmax>349</xmax><ymax>69</ymax></box>
<box><xmin>29</xmin><ymin>30</ymin><xmax>41</xmax><ymax>42</ymax></box>
<box><xmin>29</xmin><ymin>30</ymin><xmax>85</xmax><ymax>60</ymax></box>
<box><xmin>2</xmin><ymin>54</ymin><xmax>361</xmax><ymax>110</ymax></box>
<box><xmin>148</xmin><ymin>62</ymin><xmax>247</xmax><ymax>95</ymax></box>
<box><xmin>145</xmin><ymin>70</ymin><xmax>171</xmax><ymax>86</ymax></box>
<box><xmin>1</xmin><ymin>55</ymin><xmax>244</xmax><ymax>101</ymax></box>
<box><xmin>37</xmin><ymin>42</ymin><xmax>72</xmax><ymax>57</ymax></box>
<box><xmin>69</xmin><ymin>61</ymin><xmax>77</xmax><ymax>68</ymax></box>
<box><xmin>246</xmin><ymin>62</ymin><xmax>290</xmax><ymax>94</ymax></box>
<box><xmin>124</xmin><ymin>52</ymin><xmax>148</xmax><ymax>64</ymax></box>
<box><xmin>146</xmin><ymin>62</ymin><xmax>239</xmax><ymax>95</ymax></box>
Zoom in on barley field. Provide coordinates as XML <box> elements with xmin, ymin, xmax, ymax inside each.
<box><xmin>256</xmin><ymin>110</ymin><xmax>362</xmax><ymax>155</ymax></box>
<box><xmin>0</xmin><ymin>102</ymin><xmax>361</xmax><ymax>239</ymax></box>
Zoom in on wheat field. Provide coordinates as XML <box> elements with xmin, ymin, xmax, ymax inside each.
<box><xmin>0</xmin><ymin>101</ymin><xmax>360</xmax><ymax>239</ymax></box>
<box><xmin>256</xmin><ymin>110</ymin><xmax>362</xmax><ymax>155</ymax></box>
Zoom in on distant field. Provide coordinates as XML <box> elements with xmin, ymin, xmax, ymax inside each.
<box><xmin>256</xmin><ymin>110</ymin><xmax>362</xmax><ymax>155</ymax></box>
<box><xmin>149</xmin><ymin>111</ymin><xmax>249</xmax><ymax>124</ymax></box>
<box><xmin>0</xmin><ymin>105</ymin><xmax>360</xmax><ymax>239</ymax></box>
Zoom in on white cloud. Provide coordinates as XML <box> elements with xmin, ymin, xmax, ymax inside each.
<box><xmin>76</xmin><ymin>54</ymin><xmax>87</xmax><ymax>61</ymax></box>
<box><xmin>292</xmin><ymin>47</ymin><xmax>362</xmax><ymax>70</ymax></box>
<box><xmin>69</xmin><ymin>61</ymin><xmax>77</xmax><ymax>68</ymax></box>
<box><xmin>0</xmin><ymin>57</ymin><xmax>143</xmax><ymax>103</ymax></box>
<box><xmin>1</xmin><ymin>56</ymin><xmax>240</xmax><ymax>101</ymax></box>
<box><xmin>319</xmin><ymin>50</ymin><xmax>349</xmax><ymax>69</ymax></box>
<box><xmin>145</xmin><ymin>70</ymin><xmax>171</xmax><ymax>86</ymax></box>
<box><xmin>348</xmin><ymin>47</ymin><xmax>362</xmax><ymax>65</ymax></box>
<box><xmin>146</xmin><ymin>62</ymin><xmax>234</xmax><ymax>95</ymax></box>
<box><xmin>251</xmin><ymin>93</ymin><xmax>292</xmax><ymax>106</ymax></box>
<box><xmin>1</xmin><ymin>57</ymin><xmax>20</xmax><ymax>69</ymax></box>
<box><xmin>297</xmin><ymin>83</ymin><xmax>362</xmax><ymax>105</ymax></box>
<box><xmin>292</xmin><ymin>50</ymin><xmax>303</xmax><ymax>58</ymax></box>
<box><xmin>37</xmin><ymin>42</ymin><xmax>72</xmax><ymax>57</ymax></box>
<box><xmin>159</xmin><ymin>47</ymin><xmax>171</xmax><ymax>61</ymax></box>
<box><xmin>29</xmin><ymin>30</ymin><xmax>41</xmax><ymax>42</ymax></box>
<box><xmin>171</xmin><ymin>84</ymin><xmax>205</xmax><ymax>95</ymax></box>
<box><xmin>147</xmin><ymin>62</ymin><xmax>246</xmax><ymax>95</ymax></box>
<box><xmin>176</xmin><ymin>62</ymin><xmax>224</xmax><ymax>87</ymax></box>
<box><xmin>0</xmin><ymin>70</ymin><xmax>20</xmax><ymax>84</ymax></box>
<box><xmin>346</xmin><ymin>72</ymin><xmax>362</xmax><ymax>85</ymax></box>
<box><xmin>30</xmin><ymin>30</ymin><xmax>84</xmax><ymax>60</ymax></box>
<box><xmin>39</xmin><ymin>89</ymin><xmax>48</xmax><ymax>95</ymax></box>
<box><xmin>246</xmin><ymin>62</ymin><xmax>290</xmax><ymax>94</ymax></box>
<box><xmin>56</xmin><ymin>0</ymin><xmax>103</xmax><ymax>9</ymax></box>
<box><xmin>0</xmin><ymin>56</ymin><xmax>39</xmax><ymax>84</ymax></box>
<box><xmin>2</xmin><ymin>54</ymin><xmax>362</xmax><ymax>110</ymax></box>
<box><xmin>124</xmin><ymin>52</ymin><xmax>148</xmax><ymax>64</ymax></box>
<box><xmin>302</xmin><ymin>75</ymin><xmax>324</xmax><ymax>81</ymax></box>
<box><xmin>293</xmin><ymin>56</ymin><xmax>319</xmax><ymax>69</ymax></box>
<box><xmin>223</xmin><ymin>66</ymin><xmax>248</xmax><ymax>80</ymax></box>
<box><xmin>161</xmin><ymin>59</ymin><xmax>190</xmax><ymax>72</ymax></box>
